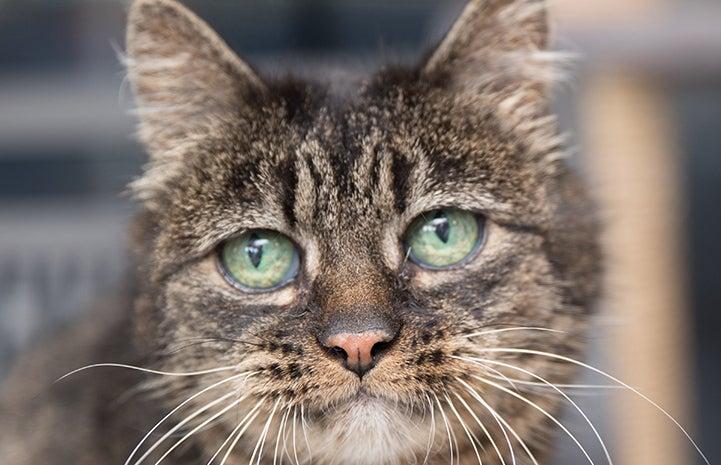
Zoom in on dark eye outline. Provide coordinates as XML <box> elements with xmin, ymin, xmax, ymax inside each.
<box><xmin>403</xmin><ymin>209</ymin><xmax>486</xmax><ymax>270</ymax></box>
<box><xmin>216</xmin><ymin>229</ymin><xmax>301</xmax><ymax>294</ymax></box>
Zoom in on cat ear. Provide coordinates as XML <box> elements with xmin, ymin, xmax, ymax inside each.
<box><xmin>424</xmin><ymin>0</ymin><xmax>568</xmax><ymax>159</ymax></box>
<box><xmin>126</xmin><ymin>0</ymin><xmax>266</xmax><ymax>156</ymax></box>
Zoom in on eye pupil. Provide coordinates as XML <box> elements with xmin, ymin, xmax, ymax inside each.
<box><xmin>432</xmin><ymin>212</ymin><xmax>450</xmax><ymax>243</ymax></box>
<box><xmin>246</xmin><ymin>233</ymin><xmax>264</xmax><ymax>268</ymax></box>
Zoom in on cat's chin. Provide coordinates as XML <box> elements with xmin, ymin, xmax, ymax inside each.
<box><xmin>305</xmin><ymin>391</ymin><xmax>430</xmax><ymax>465</ymax></box>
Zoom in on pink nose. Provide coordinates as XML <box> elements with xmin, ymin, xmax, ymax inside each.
<box><xmin>322</xmin><ymin>330</ymin><xmax>394</xmax><ymax>377</ymax></box>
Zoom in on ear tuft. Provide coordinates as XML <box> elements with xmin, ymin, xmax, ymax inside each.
<box><xmin>424</xmin><ymin>0</ymin><xmax>548</xmax><ymax>76</ymax></box>
<box><xmin>126</xmin><ymin>0</ymin><xmax>266</xmax><ymax>206</ymax></box>
<box><xmin>424</xmin><ymin>0</ymin><xmax>570</xmax><ymax>165</ymax></box>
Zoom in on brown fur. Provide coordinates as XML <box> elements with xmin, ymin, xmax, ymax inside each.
<box><xmin>0</xmin><ymin>1</ymin><xmax>600</xmax><ymax>464</ymax></box>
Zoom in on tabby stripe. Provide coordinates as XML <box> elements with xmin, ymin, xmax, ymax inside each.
<box><xmin>390</xmin><ymin>149</ymin><xmax>412</xmax><ymax>213</ymax></box>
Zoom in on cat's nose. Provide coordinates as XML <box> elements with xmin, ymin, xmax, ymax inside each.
<box><xmin>321</xmin><ymin>329</ymin><xmax>396</xmax><ymax>377</ymax></box>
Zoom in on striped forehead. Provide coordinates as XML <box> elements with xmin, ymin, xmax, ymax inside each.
<box><xmin>288</xmin><ymin>123</ymin><xmax>406</xmax><ymax>235</ymax></box>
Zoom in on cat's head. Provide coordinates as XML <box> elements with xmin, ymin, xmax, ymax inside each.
<box><xmin>126</xmin><ymin>0</ymin><xmax>600</xmax><ymax>463</ymax></box>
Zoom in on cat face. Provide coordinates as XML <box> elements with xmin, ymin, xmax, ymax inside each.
<box><xmin>126</xmin><ymin>1</ymin><xmax>600</xmax><ymax>464</ymax></box>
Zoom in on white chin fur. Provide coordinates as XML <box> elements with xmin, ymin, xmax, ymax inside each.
<box><xmin>307</xmin><ymin>397</ymin><xmax>431</xmax><ymax>465</ymax></box>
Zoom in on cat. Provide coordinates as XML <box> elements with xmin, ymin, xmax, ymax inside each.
<box><xmin>0</xmin><ymin>0</ymin><xmax>601</xmax><ymax>464</ymax></box>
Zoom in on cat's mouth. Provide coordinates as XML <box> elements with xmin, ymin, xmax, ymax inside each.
<box><xmin>343</xmin><ymin>386</ymin><xmax>419</xmax><ymax>417</ymax></box>
<box><xmin>334</xmin><ymin>387</ymin><xmax>395</xmax><ymax>416</ymax></box>
<box><xmin>351</xmin><ymin>387</ymin><xmax>375</xmax><ymax>403</ymax></box>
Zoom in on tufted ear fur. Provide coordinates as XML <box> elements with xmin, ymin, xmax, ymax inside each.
<box><xmin>126</xmin><ymin>0</ymin><xmax>266</xmax><ymax>204</ymax></box>
<box><xmin>424</xmin><ymin>0</ymin><xmax>569</xmax><ymax>162</ymax></box>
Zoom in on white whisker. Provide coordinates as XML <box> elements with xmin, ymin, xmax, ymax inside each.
<box><xmin>274</xmin><ymin>405</ymin><xmax>292</xmax><ymax>465</ymax></box>
<box><xmin>463</xmin><ymin>327</ymin><xmax>565</xmax><ymax>339</ymax></box>
<box><xmin>422</xmin><ymin>393</ymin><xmax>436</xmax><ymax>465</ymax></box>
<box><xmin>451</xmin><ymin>390</ymin><xmax>509</xmax><ymax>465</ymax></box>
<box><xmin>465</xmin><ymin>357</ymin><xmax>612</xmax><ymax>465</ymax></box>
<box><xmin>480</xmin><ymin>375</ymin><xmax>623</xmax><ymax>391</ymax></box>
<box><xmin>209</xmin><ymin>397</ymin><xmax>265</xmax><ymax>465</ymax></box>
<box><xmin>300</xmin><ymin>403</ymin><xmax>312</xmax><ymax>463</ymax></box>
<box><xmin>125</xmin><ymin>371</ymin><xmax>256</xmax><ymax>465</ymax></box>
<box><xmin>249</xmin><ymin>398</ymin><xmax>281</xmax><ymax>465</ymax></box>
<box><xmin>281</xmin><ymin>406</ymin><xmax>294</xmax><ymax>465</ymax></box>
<box><xmin>149</xmin><ymin>395</ymin><xmax>248</xmax><ymax>465</ymax></box>
<box><xmin>457</xmin><ymin>378</ymin><xmax>534</xmax><ymax>465</ymax></box>
<box><xmin>477</xmin><ymin>347</ymin><xmax>711</xmax><ymax>465</ymax></box>
<box><xmin>432</xmin><ymin>391</ymin><xmax>457</xmax><ymax>465</ymax></box>
<box><xmin>473</xmin><ymin>362</ymin><xmax>520</xmax><ymax>393</ymax></box>
<box><xmin>472</xmin><ymin>375</ymin><xmax>596</xmax><ymax>465</ymax></box>
<box><xmin>444</xmin><ymin>392</ymin><xmax>484</xmax><ymax>465</ymax></box>
<box><xmin>56</xmin><ymin>363</ymin><xmax>237</xmax><ymax>383</ymax></box>
<box><xmin>291</xmin><ymin>406</ymin><xmax>300</xmax><ymax>465</ymax></box>
<box><xmin>133</xmin><ymin>390</ymin><xmax>240</xmax><ymax>465</ymax></box>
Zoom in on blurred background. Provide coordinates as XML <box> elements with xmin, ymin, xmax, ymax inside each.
<box><xmin>0</xmin><ymin>1</ymin><xmax>719</xmax><ymax>464</ymax></box>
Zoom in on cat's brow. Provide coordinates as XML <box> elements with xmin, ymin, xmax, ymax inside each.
<box><xmin>405</xmin><ymin>184</ymin><xmax>516</xmax><ymax>220</ymax></box>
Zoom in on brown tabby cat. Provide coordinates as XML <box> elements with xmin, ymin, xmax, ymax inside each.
<box><xmin>0</xmin><ymin>0</ymin><xmax>601</xmax><ymax>464</ymax></box>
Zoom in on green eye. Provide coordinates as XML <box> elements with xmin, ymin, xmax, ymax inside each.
<box><xmin>219</xmin><ymin>230</ymin><xmax>299</xmax><ymax>291</ymax></box>
<box><xmin>405</xmin><ymin>209</ymin><xmax>484</xmax><ymax>269</ymax></box>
